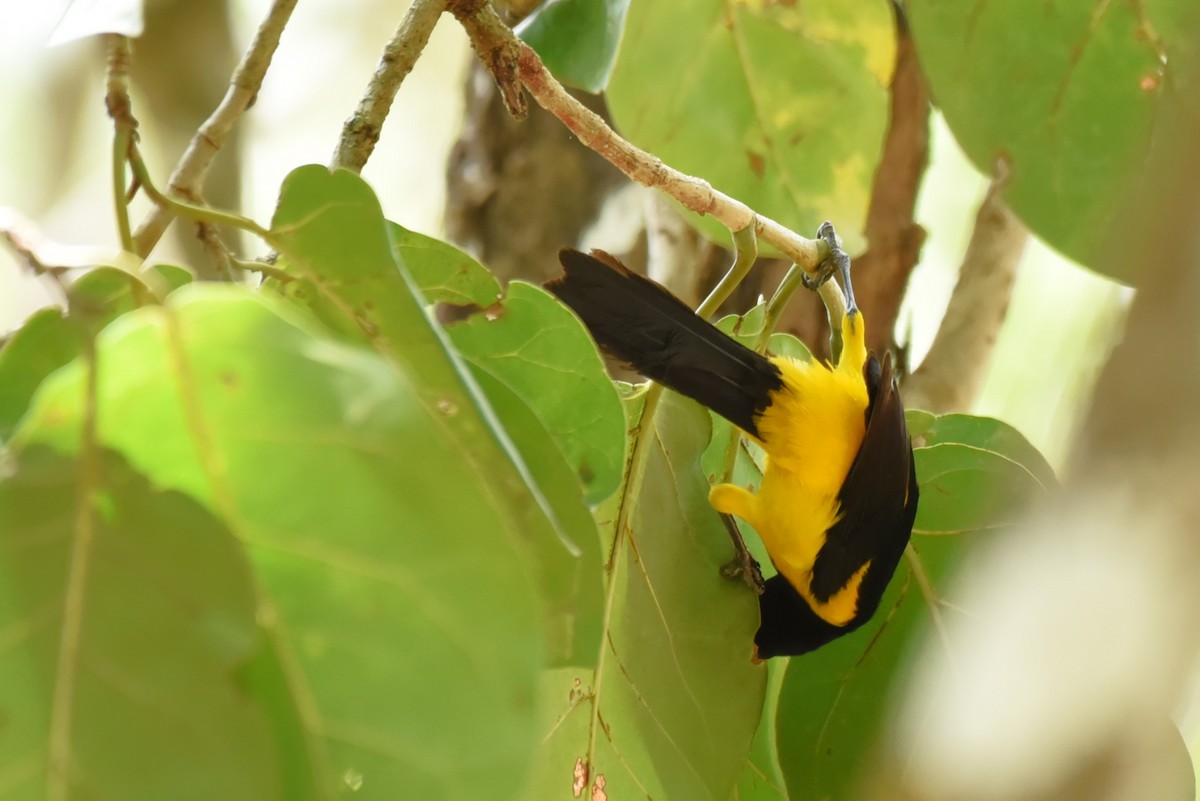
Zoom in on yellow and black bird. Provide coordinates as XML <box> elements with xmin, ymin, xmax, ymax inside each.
<box><xmin>547</xmin><ymin>232</ymin><xmax>918</xmax><ymax>658</ymax></box>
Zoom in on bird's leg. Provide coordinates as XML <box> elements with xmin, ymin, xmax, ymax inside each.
<box><xmin>718</xmin><ymin>514</ymin><xmax>765</xmax><ymax>594</ymax></box>
<box><xmin>803</xmin><ymin>222</ymin><xmax>856</xmax><ymax>314</ymax></box>
<box><xmin>710</xmin><ymin>485</ymin><xmax>765</xmax><ymax>593</ymax></box>
<box><xmin>806</xmin><ymin>221</ymin><xmax>859</xmax><ymax>363</ymax></box>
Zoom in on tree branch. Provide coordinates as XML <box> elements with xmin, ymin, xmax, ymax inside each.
<box><xmin>131</xmin><ymin>0</ymin><xmax>297</xmax><ymax>257</ymax></box>
<box><xmin>331</xmin><ymin>0</ymin><xmax>450</xmax><ymax>172</ymax></box>
<box><xmin>853</xmin><ymin>4</ymin><xmax>931</xmax><ymax>355</ymax></box>
<box><xmin>903</xmin><ymin>173</ymin><xmax>1027</xmax><ymax>413</ymax></box>
<box><xmin>451</xmin><ymin>1</ymin><xmax>828</xmax><ymax>278</ymax></box>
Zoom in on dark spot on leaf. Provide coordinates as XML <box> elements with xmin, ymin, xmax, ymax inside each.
<box><xmin>363</xmin><ymin>299</ymin><xmax>375</xmax><ymax>311</ymax></box>
<box><xmin>788</xmin><ymin>130</ymin><xmax>806</xmax><ymax>147</ymax></box>
<box><xmin>436</xmin><ymin>302</ymin><xmax>485</xmax><ymax>325</ymax></box>
<box><xmin>577</xmin><ymin>458</ymin><xmax>595</xmax><ymax>485</ymax></box>
<box><xmin>219</xmin><ymin>371</ymin><xmax>239</xmax><ymax>388</ymax></box>
<box><xmin>747</xmin><ymin>150</ymin><xmax>765</xmax><ymax>177</ymax></box>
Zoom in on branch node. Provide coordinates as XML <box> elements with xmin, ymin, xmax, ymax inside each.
<box><xmin>455</xmin><ymin>2</ymin><xmax>528</xmax><ymax>120</ymax></box>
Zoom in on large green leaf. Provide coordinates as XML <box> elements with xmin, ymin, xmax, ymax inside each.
<box><xmin>0</xmin><ymin>445</ymin><xmax>286</xmax><ymax>800</ymax></box>
<box><xmin>518</xmin><ymin>0</ymin><xmax>632</xmax><ymax>93</ymax></box>
<box><xmin>907</xmin><ymin>0</ymin><xmax>1196</xmax><ymax>280</ymax></box>
<box><xmin>387</xmin><ymin>222</ymin><xmax>501</xmax><ymax>308</ymax></box>
<box><xmin>524</xmin><ymin>393</ymin><xmax>766</xmax><ymax>800</ymax></box>
<box><xmin>266</xmin><ymin>165</ymin><xmax>602</xmax><ymax>665</ymax></box>
<box><xmin>448</xmin><ymin>281</ymin><xmax>626</xmax><ymax>505</ymax></box>
<box><xmin>908</xmin><ymin>412</ymin><xmax>1054</xmax><ymax>535</ymax></box>
<box><xmin>732</xmin><ymin>658</ymin><xmax>790</xmax><ymax>801</ymax></box>
<box><xmin>606</xmin><ymin>0</ymin><xmax>895</xmax><ymax>252</ymax></box>
<box><xmin>773</xmin><ymin>411</ymin><xmax>1054</xmax><ymax>798</ymax></box>
<box><xmin>15</xmin><ymin>287</ymin><xmax>545</xmax><ymax>801</ymax></box>
<box><xmin>466</xmin><ymin>369</ymin><xmax>606</xmax><ymax>666</ymax></box>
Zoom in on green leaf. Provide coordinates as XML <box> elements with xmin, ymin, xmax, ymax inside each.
<box><xmin>448</xmin><ymin>281</ymin><xmax>626</xmax><ymax>504</ymax></box>
<box><xmin>16</xmin><ymin>287</ymin><xmax>547</xmax><ymax>800</ymax></box>
<box><xmin>775</xmin><ymin>533</ymin><xmax>968</xmax><ymax>799</ymax></box>
<box><xmin>774</xmin><ymin>411</ymin><xmax>1053</xmax><ymax>798</ymax></box>
<box><xmin>732</xmin><ymin>658</ymin><xmax>790</xmax><ymax>801</ymax></box>
<box><xmin>518</xmin><ymin>0</ymin><xmax>632</xmax><ymax>93</ymax></box>
<box><xmin>712</xmin><ymin>304</ymin><xmax>813</xmax><ymax>362</ymax></box>
<box><xmin>146</xmin><ymin>262</ymin><xmax>195</xmax><ymax>294</ymax></box>
<box><xmin>466</xmin><ymin>368</ymin><xmax>606</xmax><ymax>666</ymax></box>
<box><xmin>911</xmin><ymin>413</ymin><xmax>1055</xmax><ymax>536</ymax></box>
<box><xmin>525</xmin><ymin>393</ymin><xmax>766</xmax><ymax>800</ymax></box>
<box><xmin>606</xmin><ymin>0</ymin><xmax>895</xmax><ymax>253</ymax></box>
<box><xmin>913</xmin><ymin>413</ymin><xmax>1057</xmax><ymax>490</ymax></box>
<box><xmin>906</xmin><ymin>0</ymin><xmax>1192</xmax><ymax>280</ymax></box>
<box><xmin>265</xmin><ymin>165</ymin><xmax>599</xmax><ymax>664</ymax></box>
<box><xmin>0</xmin><ymin>263</ymin><xmax>191</xmax><ymax>443</ymax></box>
<box><xmin>66</xmin><ymin>266</ymin><xmax>153</xmax><ymax>324</ymax></box>
<box><xmin>0</xmin><ymin>308</ymin><xmax>80</xmax><ymax>441</ymax></box>
<box><xmin>0</xmin><ymin>445</ymin><xmax>287</xmax><ymax>800</ymax></box>
<box><xmin>387</xmin><ymin>222</ymin><xmax>501</xmax><ymax>308</ymax></box>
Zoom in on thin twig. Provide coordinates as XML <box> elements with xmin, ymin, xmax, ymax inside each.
<box><xmin>904</xmin><ymin>169</ymin><xmax>1027</xmax><ymax>413</ymax></box>
<box><xmin>332</xmin><ymin>0</ymin><xmax>450</xmax><ymax>172</ymax></box>
<box><xmin>103</xmin><ymin>34</ymin><xmax>137</xmax><ymax>254</ymax></box>
<box><xmin>697</xmin><ymin>225</ymin><xmax>758</xmax><ymax>320</ymax></box>
<box><xmin>452</xmin><ymin>2</ymin><xmax>829</xmax><ymax>277</ymax></box>
<box><xmin>131</xmin><ymin>0</ymin><xmax>298</xmax><ymax>257</ymax></box>
<box><xmin>128</xmin><ymin>144</ymin><xmax>270</xmax><ymax>240</ymax></box>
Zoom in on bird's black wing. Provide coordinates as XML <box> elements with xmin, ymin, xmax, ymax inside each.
<box><xmin>807</xmin><ymin>353</ymin><xmax>918</xmax><ymax>617</ymax></box>
<box><xmin>548</xmin><ymin>249</ymin><xmax>783</xmax><ymax>436</ymax></box>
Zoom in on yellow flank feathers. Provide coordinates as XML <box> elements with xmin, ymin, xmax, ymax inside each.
<box><xmin>709</xmin><ymin>309</ymin><xmax>870</xmax><ymax>626</ymax></box>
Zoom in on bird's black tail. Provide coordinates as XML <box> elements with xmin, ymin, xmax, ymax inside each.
<box><xmin>548</xmin><ymin>249</ymin><xmax>783</xmax><ymax>437</ymax></box>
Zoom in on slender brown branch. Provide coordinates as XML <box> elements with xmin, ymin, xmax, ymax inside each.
<box><xmin>131</xmin><ymin>0</ymin><xmax>298</xmax><ymax>257</ymax></box>
<box><xmin>904</xmin><ymin>172</ymin><xmax>1027</xmax><ymax>413</ymax></box>
<box><xmin>451</xmin><ymin>0</ymin><xmax>527</xmax><ymax>119</ymax></box>
<box><xmin>103</xmin><ymin>34</ymin><xmax>137</xmax><ymax>253</ymax></box>
<box><xmin>453</xmin><ymin>1</ymin><xmax>826</xmax><ymax>274</ymax></box>
<box><xmin>853</xmin><ymin>5</ymin><xmax>931</xmax><ymax>355</ymax></box>
<box><xmin>331</xmin><ymin>0</ymin><xmax>450</xmax><ymax>172</ymax></box>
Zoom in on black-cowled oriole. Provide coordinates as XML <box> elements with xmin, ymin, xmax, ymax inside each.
<box><xmin>547</xmin><ymin>244</ymin><xmax>918</xmax><ymax>659</ymax></box>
